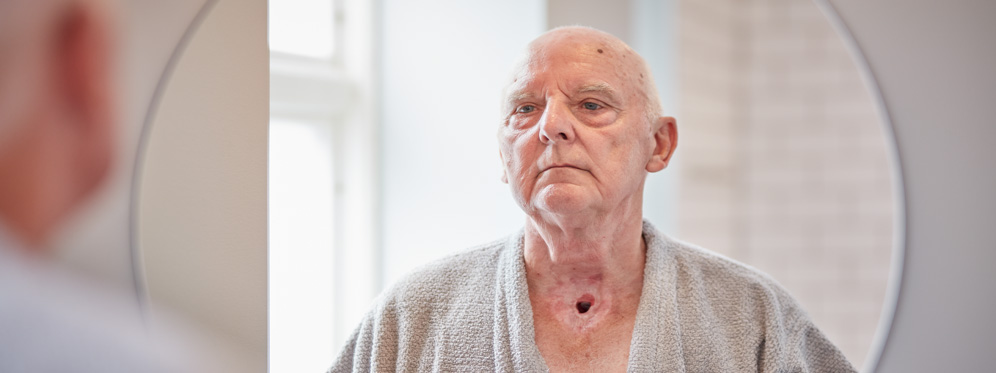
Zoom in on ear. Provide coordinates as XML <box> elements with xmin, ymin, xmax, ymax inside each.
<box><xmin>498</xmin><ymin>149</ymin><xmax>509</xmax><ymax>184</ymax></box>
<box><xmin>57</xmin><ymin>4</ymin><xmax>115</xmax><ymax>192</ymax></box>
<box><xmin>645</xmin><ymin>116</ymin><xmax>677</xmax><ymax>173</ymax></box>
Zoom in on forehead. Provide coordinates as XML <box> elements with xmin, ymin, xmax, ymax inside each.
<box><xmin>506</xmin><ymin>32</ymin><xmax>645</xmax><ymax>100</ymax></box>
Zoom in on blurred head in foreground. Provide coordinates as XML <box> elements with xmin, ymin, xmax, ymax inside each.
<box><xmin>0</xmin><ymin>1</ymin><xmax>234</xmax><ymax>371</ymax></box>
<box><xmin>0</xmin><ymin>0</ymin><xmax>115</xmax><ymax>251</ymax></box>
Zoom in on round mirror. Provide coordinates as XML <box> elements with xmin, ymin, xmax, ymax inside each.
<box><xmin>134</xmin><ymin>0</ymin><xmax>267</xmax><ymax>367</ymax></box>
<box><xmin>367</xmin><ymin>0</ymin><xmax>901</xmax><ymax>370</ymax></box>
<box><xmin>670</xmin><ymin>0</ymin><xmax>897</xmax><ymax>367</ymax></box>
<box><xmin>133</xmin><ymin>0</ymin><xmax>900</xmax><ymax>370</ymax></box>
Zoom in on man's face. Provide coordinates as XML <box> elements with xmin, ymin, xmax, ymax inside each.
<box><xmin>498</xmin><ymin>32</ymin><xmax>661</xmax><ymax>218</ymax></box>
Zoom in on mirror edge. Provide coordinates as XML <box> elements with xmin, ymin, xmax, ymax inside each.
<box><xmin>127</xmin><ymin>0</ymin><xmax>219</xmax><ymax>316</ymax></box>
<box><xmin>811</xmin><ymin>1</ymin><xmax>908</xmax><ymax>372</ymax></box>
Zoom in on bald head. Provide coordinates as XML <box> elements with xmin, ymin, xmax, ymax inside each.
<box><xmin>504</xmin><ymin>26</ymin><xmax>663</xmax><ymax>124</ymax></box>
<box><xmin>496</xmin><ymin>25</ymin><xmax>678</xmax><ymax>221</ymax></box>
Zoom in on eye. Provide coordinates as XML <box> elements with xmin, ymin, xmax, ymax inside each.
<box><xmin>582</xmin><ymin>102</ymin><xmax>601</xmax><ymax>110</ymax></box>
<box><xmin>517</xmin><ymin>105</ymin><xmax>537</xmax><ymax>113</ymax></box>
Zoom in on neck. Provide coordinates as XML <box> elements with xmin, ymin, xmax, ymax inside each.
<box><xmin>523</xmin><ymin>210</ymin><xmax>646</xmax><ymax>331</ymax></box>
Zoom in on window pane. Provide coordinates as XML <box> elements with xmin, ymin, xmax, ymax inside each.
<box><xmin>268</xmin><ymin>0</ymin><xmax>335</xmax><ymax>58</ymax></box>
<box><xmin>268</xmin><ymin>118</ymin><xmax>335</xmax><ymax>372</ymax></box>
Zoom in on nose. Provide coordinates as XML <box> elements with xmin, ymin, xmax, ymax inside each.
<box><xmin>538</xmin><ymin>101</ymin><xmax>576</xmax><ymax>144</ymax></box>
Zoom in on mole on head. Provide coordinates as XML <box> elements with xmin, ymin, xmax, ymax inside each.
<box><xmin>597</xmin><ymin>48</ymin><xmax>603</xmax><ymax>54</ymax></box>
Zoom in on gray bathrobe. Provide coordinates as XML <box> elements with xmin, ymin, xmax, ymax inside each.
<box><xmin>330</xmin><ymin>221</ymin><xmax>855</xmax><ymax>372</ymax></box>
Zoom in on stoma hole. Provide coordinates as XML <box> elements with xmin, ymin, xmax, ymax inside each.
<box><xmin>576</xmin><ymin>301</ymin><xmax>592</xmax><ymax>313</ymax></box>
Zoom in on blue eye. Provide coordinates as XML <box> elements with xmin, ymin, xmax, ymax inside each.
<box><xmin>518</xmin><ymin>105</ymin><xmax>536</xmax><ymax>113</ymax></box>
<box><xmin>583</xmin><ymin>102</ymin><xmax>601</xmax><ymax>110</ymax></box>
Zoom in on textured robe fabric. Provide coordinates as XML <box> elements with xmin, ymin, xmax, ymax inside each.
<box><xmin>330</xmin><ymin>221</ymin><xmax>856</xmax><ymax>372</ymax></box>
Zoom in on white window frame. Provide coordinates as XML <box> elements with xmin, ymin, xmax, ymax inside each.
<box><xmin>268</xmin><ymin>0</ymin><xmax>380</xmax><ymax>359</ymax></box>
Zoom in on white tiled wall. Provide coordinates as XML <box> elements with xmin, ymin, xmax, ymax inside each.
<box><xmin>677</xmin><ymin>0</ymin><xmax>894</xmax><ymax>367</ymax></box>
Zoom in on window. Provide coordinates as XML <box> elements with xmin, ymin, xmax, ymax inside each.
<box><xmin>268</xmin><ymin>0</ymin><xmax>376</xmax><ymax>371</ymax></box>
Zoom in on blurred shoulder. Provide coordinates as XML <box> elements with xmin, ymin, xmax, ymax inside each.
<box><xmin>0</xmin><ymin>248</ymin><xmax>208</xmax><ymax>372</ymax></box>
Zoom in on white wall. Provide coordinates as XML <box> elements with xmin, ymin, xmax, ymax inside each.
<box><xmin>137</xmin><ymin>0</ymin><xmax>268</xmax><ymax>370</ymax></box>
<box><xmin>378</xmin><ymin>0</ymin><xmax>545</xmax><ymax>287</ymax></box>
<box><xmin>631</xmin><ymin>0</ymin><xmax>681</xmax><ymax>234</ymax></box>
<box><xmin>824</xmin><ymin>1</ymin><xmax>996</xmax><ymax>371</ymax></box>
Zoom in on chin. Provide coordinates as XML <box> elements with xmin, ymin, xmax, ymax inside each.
<box><xmin>534</xmin><ymin>184</ymin><xmax>593</xmax><ymax>215</ymax></box>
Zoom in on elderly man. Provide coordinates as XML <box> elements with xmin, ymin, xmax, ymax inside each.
<box><xmin>332</xmin><ymin>26</ymin><xmax>854</xmax><ymax>372</ymax></box>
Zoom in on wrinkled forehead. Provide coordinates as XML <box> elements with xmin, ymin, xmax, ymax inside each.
<box><xmin>528</xmin><ymin>28</ymin><xmax>636</xmax><ymax>63</ymax></box>
<box><xmin>504</xmin><ymin>29</ymin><xmax>649</xmax><ymax>102</ymax></box>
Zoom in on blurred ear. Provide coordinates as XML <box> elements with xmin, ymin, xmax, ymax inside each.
<box><xmin>645</xmin><ymin>116</ymin><xmax>677</xmax><ymax>173</ymax></box>
<box><xmin>57</xmin><ymin>3</ymin><xmax>114</xmax><ymax>191</ymax></box>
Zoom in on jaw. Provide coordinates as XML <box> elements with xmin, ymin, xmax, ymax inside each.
<box><xmin>526</xmin><ymin>181</ymin><xmax>645</xmax><ymax>234</ymax></box>
<box><xmin>534</xmin><ymin>183</ymin><xmax>596</xmax><ymax>214</ymax></box>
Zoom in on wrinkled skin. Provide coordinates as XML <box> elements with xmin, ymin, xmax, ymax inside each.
<box><xmin>498</xmin><ymin>30</ymin><xmax>673</xmax><ymax>227</ymax></box>
<box><xmin>497</xmin><ymin>27</ymin><xmax>677</xmax><ymax>372</ymax></box>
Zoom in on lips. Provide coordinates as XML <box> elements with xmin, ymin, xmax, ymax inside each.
<box><xmin>541</xmin><ymin>163</ymin><xmax>587</xmax><ymax>173</ymax></box>
<box><xmin>547</xmin><ymin>165</ymin><xmax>583</xmax><ymax>171</ymax></box>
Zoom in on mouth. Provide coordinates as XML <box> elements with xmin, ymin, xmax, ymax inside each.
<box><xmin>541</xmin><ymin>164</ymin><xmax>587</xmax><ymax>173</ymax></box>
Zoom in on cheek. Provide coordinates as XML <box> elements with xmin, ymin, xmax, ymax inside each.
<box><xmin>576</xmin><ymin>109</ymin><xmax>618</xmax><ymax>128</ymax></box>
<box><xmin>498</xmin><ymin>131</ymin><xmax>533</xmax><ymax>178</ymax></box>
<box><xmin>497</xmin><ymin>135</ymin><xmax>537</xmax><ymax>209</ymax></box>
<box><xmin>605</xmin><ymin>129</ymin><xmax>651</xmax><ymax>173</ymax></box>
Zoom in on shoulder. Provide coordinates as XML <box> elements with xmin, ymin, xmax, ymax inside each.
<box><xmin>379</xmin><ymin>235</ymin><xmax>508</xmax><ymax>307</ymax></box>
<box><xmin>643</xmin><ymin>222</ymin><xmax>793</xmax><ymax>302</ymax></box>
<box><xmin>671</xmin><ymin>239</ymin><xmax>792</xmax><ymax>297</ymax></box>
<box><xmin>331</xmin><ymin>235</ymin><xmax>514</xmax><ymax>372</ymax></box>
<box><xmin>643</xmin><ymin>221</ymin><xmax>812</xmax><ymax>334</ymax></box>
<box><xmin>667</xmin><ymin>236</ymin><xmax>811</xmax><ymax>326</ymax></box>
<box><xmin>353</xmin><ymin>234</ymin><xmax>513</xmax><ymax>331</ymax></box>
<box><xmin>642</xmin><ymin>223</ymin><xmax>855</xmax><ymax>371</ymax></box>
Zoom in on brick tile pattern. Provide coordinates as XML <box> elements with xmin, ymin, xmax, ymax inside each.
<box><xmin>675</xmin><ymin>0</ymin><xmax>895</xmax><ymax>367</ymax></box>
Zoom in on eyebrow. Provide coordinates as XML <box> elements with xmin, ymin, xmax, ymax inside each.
<box><xmin>504</xmin><ymin>82</ymin><xmax>620</xmax><ymax>106</ymax></box>
<box><xmin>506</xmin><ymin>91</ymin><xmax>535</xmax><ymax>104</ymax></box>
<box><xmin>577</xmin><ymin>82</ymin><xmax>615</xmax><ymax>95</ymax></box>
